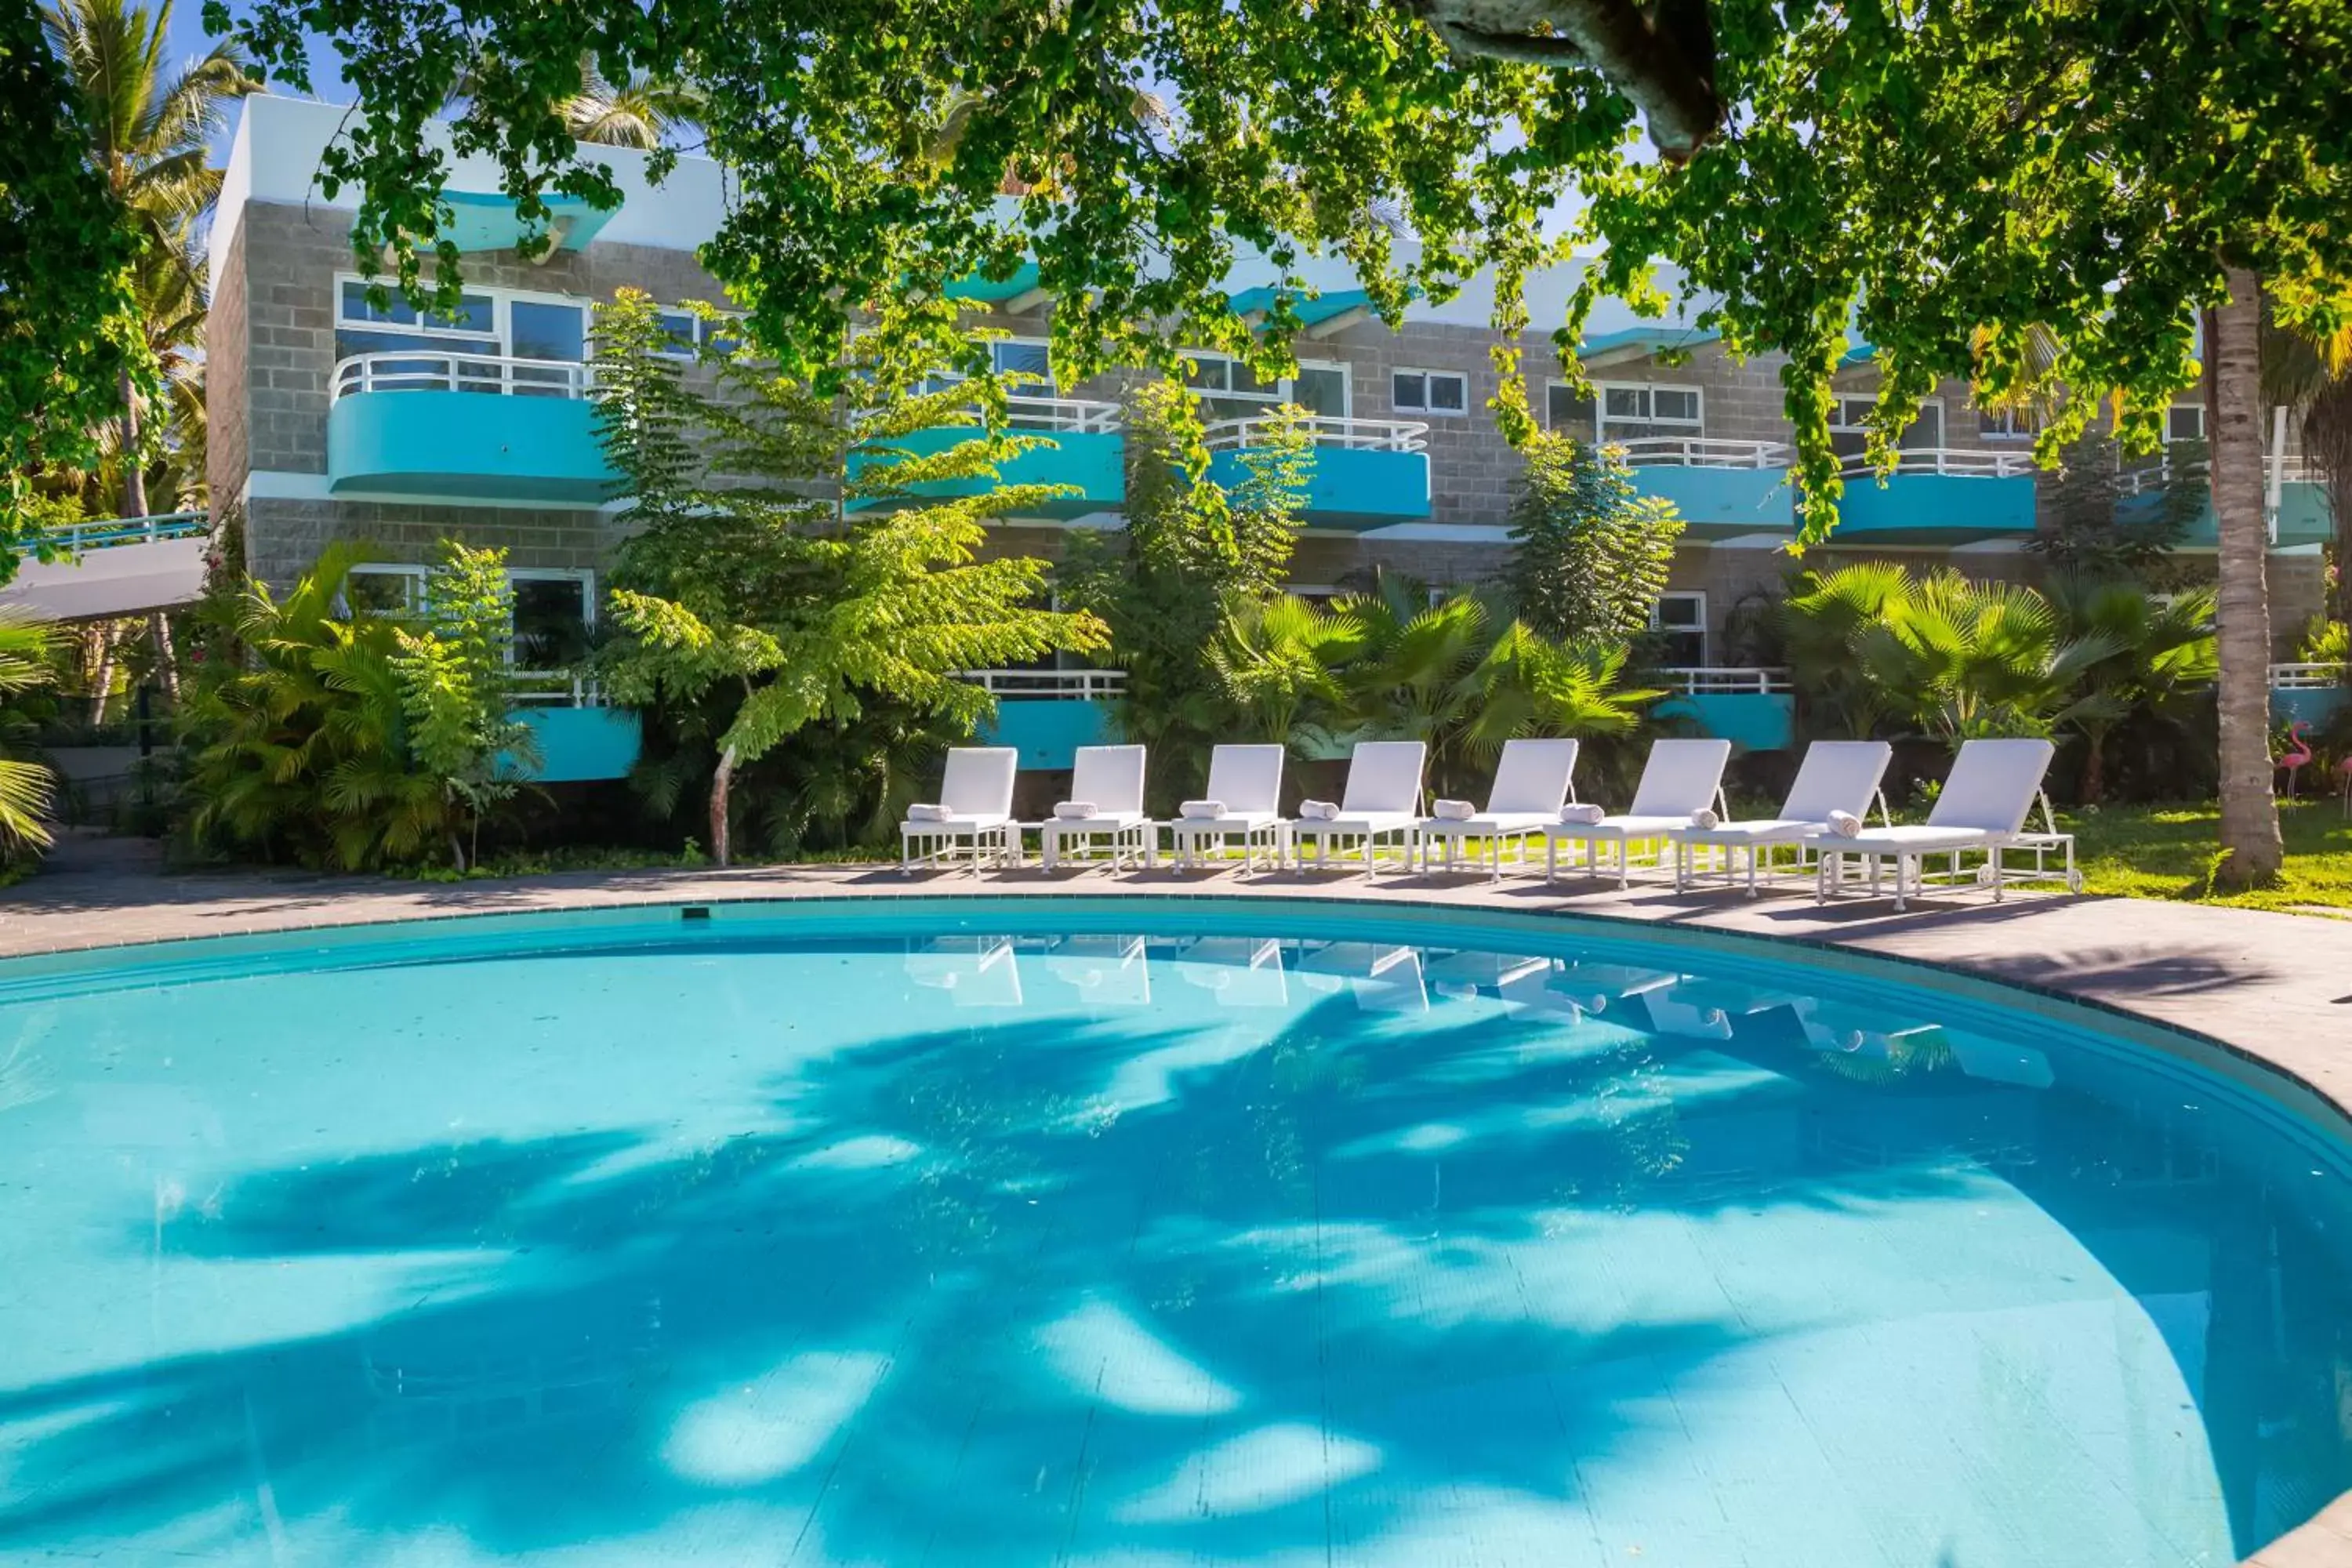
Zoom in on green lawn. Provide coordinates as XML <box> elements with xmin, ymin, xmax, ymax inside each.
<box><xmin>2063</xmin><ymin>800</ymin><xmax>2352</xmax><ymax>915</ymax></box>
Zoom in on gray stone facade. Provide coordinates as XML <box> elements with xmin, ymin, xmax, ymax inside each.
<box><xmin>213</xmin><ymin>197</ymin><xmax>2328</xmax><ymax>659</ymax></box>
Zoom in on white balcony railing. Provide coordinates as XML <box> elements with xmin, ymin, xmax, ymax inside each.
<box><xmin>28</xmin><ymin>511</ymin><xmax>209</xmax><ymax>555</ymax></box>
<box><xmin>508</xmin><ymin>669</ymin><xmax>610</xmax><ymax>707</ymax></box>
<box><xmin>1200</xmin><ymin>415</ymin><xmax>1430</xmax><ymax>454</ymax></box>
<box><xmin>2116</xmin><ymin>452</ymin><xmax>2312</xmax><ymax>495</ymax></box>
<box><xmin>332</xmin><ymin>351</ymin><xmax>593</xmax><ymax>401</ymax></box>
<box><xmin>1609</xmin><ymin>437</ymin><xmax>1791</xmax><ymax>470</ymax></box>
<box><xmin>975</xmin><ymin>395</ymin><xmax>1124</xmax><ymax>434</ymax></box>
<box><xmin>2270</xmin><ymin>662</ymin><xmax>2347</xmax><ymax>691</ymax></box>
<box><xmin>1657</xmin><ymin>666</ymin><xmax>1794</xmax><ymax>695</ymax></box>
<box><xmin>959</xmin><ymin>668</ymin><xmax>1129</xmax><ymax>699</ymax></box>
<box><xmin>1836</xmin><ymin>447</ymin><xmax>2037</xmax><ymax>480</ymax></box>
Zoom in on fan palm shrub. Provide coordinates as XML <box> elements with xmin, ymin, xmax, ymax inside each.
<box><xmin>0</xmin><ymin>616</ymin><xmax>60</xmax><ymax>857</ymax></box>
<box><xmin>2048</xmin><ymin>579</ymin><xmax>2220</xmax><ymax>801</ymax></box>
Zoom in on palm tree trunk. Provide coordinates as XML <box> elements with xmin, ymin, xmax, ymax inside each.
<box><xmin>86</xmin><ymin>622</ymin><xmax>116</xmax><ymax>728</ymax></box>
<box><xmin>710</xmin><ymin>743</ymin><xmax>738</xmax><ymax>867</ymax></box>
<box><xmin>118</xmin><ymin>368</ymin><xmax>149</xmax><ymax>519</ymax></box>
<box><xmin>2206</xmin><ymin>268</ymin><xmax>2284</xmax><ymax>887</ymax></box>
<box><xmin>149</xmin><ymin>613</ymin><xmax>180</xmax><ymax>701</ymax></box>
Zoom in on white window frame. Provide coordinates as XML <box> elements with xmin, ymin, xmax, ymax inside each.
<box><xmin>335</xmin><ymin>274</ymin><xmax>590</xmax><ymax>362</ymax></box>
<box><xmin>1977</xmin><ymin>406</ymin><xmax>2041</xmax><ymax>442</ymax></box>
<box><xmin>1650</xmin><ymin>590</ymin><xmax>1708</xmax><ymax>665</ymax></box>
<box><xmin>343</xmin><ymin>562</ymin><xmax>429</xmax><ymax>615</ymax></box>
<box><xmin>1541</xmin><ymin>381</ymin><xmax>1590</xmax><ymax>432</ymax></box>
<box><xmin>1179</xmin><ymin>350</ymin><xmax>1348</xmax><ymax>416</ymax></box>
<box><xmin>2165</xmin><ymin>404</ymin><xmax>2207</xmax><ymax>445</ymax></box>
<box><xmin>339</xmin><ymin>564</ymin><xmax>597</xmax><ymax>651</ymax></box>
<box><xmin>1391</xmin><ymin>368</ymin><xmax>1470</xmax><ymax>417</ymax></box>
<box><xmin>1595</xmin><ymin>382</ymin><xmax>1704</xmax><ymax>442</ymax></box>
<box><xmin>1830</xmin><ymin>394</ymin><xmax>1946</xmax><ymax>445</ymax></box>
<box><xmin>922</xmin><ymin>336</ymin><xmax>1059</xmax><ymax>397</ymax></box>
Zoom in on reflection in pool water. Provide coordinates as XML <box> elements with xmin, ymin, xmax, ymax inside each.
<box><xmin>1</xmin><ymin>908</ymin><xmax>2348</xmax><ymax>1567</ymax></box>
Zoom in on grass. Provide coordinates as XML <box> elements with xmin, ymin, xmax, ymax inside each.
<box><xmin>2062</xmin><ymin>799</ymin><xmax>2352</xmax><ymax>915</ymax></box>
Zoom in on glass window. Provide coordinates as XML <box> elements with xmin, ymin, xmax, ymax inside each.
<box><xmin>1650</xmin><ymin>592</ymin><xmax>1706</xmax><ymax>666</ymax></box>
<box><xmin>990</xmin><ymin>341</ymin><xmax>1053</xmax><ymax>387</ymax></box>
<box><xmin>2166</xmin><ymin>404</ymin><xmax>2207</xmax><ymax>444</ymax></box>
<box><xmin>1546</xmin><ymin>383</ymin><xmax>1595</xmax><ymax>435</ymax></box>
<box><xmin>338</xmin><ymin>282</ymin><xmax>493</xmax><ymax>335</ymax></box>
<box><xmin>1597</xmin><ymin>383</ymin><xmax>1704</xmax><ymax>444</ymax></box>
<box><xmin>1394</xmin><ymin>369</ymin><xmax>1468</xmax><ymax>415</ymax></box>
<box><xmin>1980</xmin><ymin>406</ymin><xmax>2039</xmax><ymax>441</ymax></box>
<box><xmin>655</xmin><ymin>310</ymin><xmax>699</xmax><ymax>358</ymax></box>
<box><xmin>1292</xmin><ymin>365</ymin><xmax>1349</xmax><ymax>419</ymax></box>
<box><xmin>344</xmin><ymin>565</ymin><xmax>424</xmax><ymax>617</ymax></box>
<box><xmin>510</xmin><ymin>575</ymin><xmax>593</xmax><ymax>670</ymax></box>
<box><xmin>1831</xmin><ymin>394</ymin><xmax>1943</xmax><ymax>458</ymax></box>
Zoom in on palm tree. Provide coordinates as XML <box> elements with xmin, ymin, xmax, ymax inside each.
<box><xmin>452</xmin><ymin>54</ymin><xmax>704</xmax><ymax>151</ymax></box>
<box><xmin>1852</xmin><ymin>570</ymin><xmax>2121</xmax><ymax>746</ymax></box>
<box><xmin>1210</xmin><ymin>592</ymin><xmax>1350</xmax><ymax>749</ymax></box>
<box><xmin>2205</xmin><ymin>270</ymin><xmax>2283</xmax><ymax>885</ymax></box>
<box><xmin>0</xmin><ymin>615</ymin><xmax>60</xmax><ymax>855</ymax></box>
<box><xmin>2048</xmin><ymin>579</ymin><xmax>2221</xmax><ymax>803</ymax></box>
<box><xmin>45</xmin><ymin>0</ymin><xmax>256</xmax><ymax>706</ymax></box>
<box><xmin>2263</xmin><ymin>311</ymin><xmax>2352</xmax><ymax>627</ymax></box>
<box><xmin>1780</xmin><ymin>562</ymin><xmax>1917</xmax><ymax>739</ymax></box>
<box><xmin>44</xmin><ymin>0</ymin><xmax>256</xmax><ymax>520</ymax></box>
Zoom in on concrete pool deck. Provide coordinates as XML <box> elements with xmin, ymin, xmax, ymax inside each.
<box><xmin>6</xmin><ymin>835</ymin><xmax>2350</xmax><ymax>1566</ymax></box>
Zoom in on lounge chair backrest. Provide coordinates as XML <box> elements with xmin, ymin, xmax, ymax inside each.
<box><xmin>1625</xmin><ymin>739</ymin><xmax>1733</xmax><ymax>817</ymax></box>
<box><xmin>938</xmin><ymin>747</ymin><xmax>1018</xmax><ymax>816</ymax></box>
<box><xmin>1202</xmin><ymin>745</ymin><xmax>1285</xmax><ymax>814</ymax></box>
<box><xmin>1778</xmin><ymin>740</ymin><xmax>1894</xmax><ymax>823</ymax></box>
<box><xmin>1485</xmin><ymin>738</ymin><xmax>1581</xmax><ymax>814</ymax></box>
<box><xmin>1925</xmin><ymin>739</ymin><xmax>2056</xmax><ymax>833</ymax></box>
<box><xmin>1068</xmin><ymin>745</ymin><xmax>1146</xmax><ymax>815</ymax></box>
<box><xmin>1340</xmin><ymin>741</ymin><xmax>1428</xmax><ymax>814</ymax></box>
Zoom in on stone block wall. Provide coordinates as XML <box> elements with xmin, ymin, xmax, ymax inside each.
<box><xmin>243</xmin><ymin>496</ymin><xmax>626</xmax><ymax>590</ymax></box>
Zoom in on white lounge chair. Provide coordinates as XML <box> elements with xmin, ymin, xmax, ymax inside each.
<box><xmin>1416</xmin><ymin>737</ymin><xmax>1581</xmax><ymax>881</ymax></box>
<box><xmin>1816</xmin><ymin>737</ymin><xmax>2081</xmax><ymax>911</ymax></box>
<box><xmin>1544</xmin><ymin>738</ymin><xmax>1732</xmax><ymax>887</ymax></box>
<box><xmin>1168</xmin><ymin>745</ymin><xmax>1288</xmax><ymax>872</ymax></box>
<box><xmin>1036</xmin><ymin>745</ymin><xmax>1152</xmax><ymax>871</ymax></box>
<box><xmin>1290</xmin><ymin>740</ymin><xmax>1428</xmax><ymax>874</ymax></box>
<box><xmin>1670</xmin><ymin>740</ymin><xmax>1894</xmax><ymax>895</ymax></box>
<box><xmin>900</xmin><ymin>746</ymin><xmax>1019</xmax><ymax>874</ymax></box>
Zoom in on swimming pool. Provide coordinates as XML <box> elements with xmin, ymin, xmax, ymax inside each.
<box><xmin>1</xmin><ymin>897</ymin><xmax>2346</xmax><ymax>1567</ymax></box>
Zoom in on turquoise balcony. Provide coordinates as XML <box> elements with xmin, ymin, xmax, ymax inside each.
<box><xmin>1203</xmin><ymin>416</ymin><xmax>1432</xmax><ymax>529</ymax></box>
<box><xmin>328</xmin><ymin>353</ymin><xmax>616</xmax><ymax>503</ymax></box>
<box><xmin>1652</xmin><ymin>669</ymin><xmax>1796</xmax><ymax>752</ymax></box>
<box><xmin>2154</xmin><ymin>459</ymin><xmax>2335</xmax><ymax>549</ymax></box>
<box><xmin>963</xmin><ymin>669</ymin><xmax>1123</xmax><ymax>769</ymax></box>
<box><xmin>1611</xmin><ymin>439</ymin><xmax>1795</xmax><ymax>537</ymax></box>
<box><xmin>508</xmin><ymin>677</ymin><xmax>641</xmax><ymax>782</ymax></box>
<box><xmin>849</xmin><ymin>397</ymin><xmax>1125</xmax><ymax>520</ymax></box>
<box><xmin>1832</xmin><ymin>450</ymin><xmax>2038</xmax><ymax>543</ymax></box>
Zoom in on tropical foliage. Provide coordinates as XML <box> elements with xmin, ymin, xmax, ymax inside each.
<box><xmin>1210</xmin><ymin>578</ymin><xmax>1658</xmax><ymax>800</ymax></box>
<box><xmin>1501</xmin><ymin>434</ymin><xmax>1683</xmax><ymax>651</ymax></box>
<box><xmin>1059</xmin><ymin>379</ymin><xmax>1309</xmax><ymax>792</ymax></box>
<box><xmin>0</xmin><ymin>616</ymin><xmax>60</xmax><ymax>856</ymax></box>
<box><xmin>179</xmin><ymin>543</ymin><xmax>535</xmax><ymax>869</ymax></box>
<box><xmin>590</xmin><ymin>289</ymin><xmax>1104</xmax><ymax>866</ymax></box>
<box><xmin>2027</xmin><ymin>429</ymin><xmax>2207</xmax><ymax>584</ymax></box>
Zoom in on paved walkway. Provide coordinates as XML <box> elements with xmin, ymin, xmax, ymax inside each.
<box><xmin>7</xmin><ymin>833</ymin><xmax>2352</xmax><ymax>1566</ymax></box>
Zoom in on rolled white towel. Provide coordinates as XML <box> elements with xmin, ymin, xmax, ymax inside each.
<box><xmin>1298</xmin><ymin>799</ymin><xmax>1340</xmax><ymax>822</ymax></box>
<box><xmin>1826</xmin><ymin>809</ymin><xmax>1863</xmax><ymax>837</ymax></box>
<box><xmin>1558</xmin><ymin>803</ymin><xmax>1606</xmax><ymax>826</ymax></box>
<box><xmin>1688</xmin><ymin>807</ymin><xmax>1719</xmax><ymax>829</ymax></box>
<box><xmin>1432</xmin><ymin>798</ymin><xmax>1477</xmax><ymax>822</ymax></box>
<box><xmin>1178</xmin><ymin>799</ymin><xmax>1226</xmax><ymax>820</ymax></box>
<box><xmin>1053</xmin><ymin>800</ymin><xmax>1099</xmax><ymax>821</ymax></box>
<box><xmin>906</xmin><ymin>803</ymin><xmax>953</xmax><ymax>823</ymax></box>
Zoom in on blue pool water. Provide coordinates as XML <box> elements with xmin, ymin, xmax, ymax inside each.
<box><xmin>2</xmin><ymin>898</ymin><xmax>2349</xmax><ymax>1567</ymax></box>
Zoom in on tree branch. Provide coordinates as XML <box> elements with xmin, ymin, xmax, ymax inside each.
<box><xmin>1415</xmin><ymin>0</ymin><xmax>1722</xmax><ymax>161</ymax></box>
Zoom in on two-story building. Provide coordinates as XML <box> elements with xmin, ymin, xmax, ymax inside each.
<box><xmin>207</xmin><ymin>96</ymin><xmax>2336</xmax><ymax>774</ymax></box>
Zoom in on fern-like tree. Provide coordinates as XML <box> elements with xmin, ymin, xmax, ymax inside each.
<box><xmin>1059</xmin><ymin>379</ymin><xmax>1310</xmax><ymax>790</ymax></box>
<box><xmin>392</xmin><ymin>543</ymin><xmax>539</xmax><ymax>870</ymax></box>
<box><xmin>2027</xmin><ymin>426</ymin><xmax>2205</xmax><ymax>584</ymax></box>
<box><xmin>590</xmin><ymin>289</ymin><xmax>1105</xmax><ymax>866</ymax></box>
<box><xmin>1500</xmin><ymin>433</ymin><xmax>1683</xmax><ymax>651</ymax></box>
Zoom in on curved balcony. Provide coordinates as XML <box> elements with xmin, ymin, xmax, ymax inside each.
<box><xmin>1203</xmin><ymin>415</ymin><xmax>1432</xmax><ymax>529</ymax></box>
<box><xmin>1650</xmin><ymin>666</ymin><xmax>1795</xmax><ymax>751</ymax></box>
<box><xmin>1833</xmin><ymin>448</ymin><xmax>2038</xmax><ymax>542</ymax></box>
<box><xmin>2123</xmin><ymin>454</ymin><xmax>2333</xmax><ymax>549</ymax></box>
<box><xmin>505</xmin><ymin>671</ymin><xmax>642</xmax><ymax>782</ymax></box>
<box><xmin>1610</xmin><ymin>437</ymin><xmax>1795</xmax><ymax>535</ymax></box>
<box><xmin>328</xmin><ymin>352</ymin><xmax>619</xmax><ymax>504</ymax></box>
<box><xmin>958</xmin><ymin>667</ymin><xmax>1127</xmax><ymax>769</ymax></box>
<box><xmin>848</xmin><ymin>396</ymin><xmax>1126</xmax><ymax>519</ymax></box>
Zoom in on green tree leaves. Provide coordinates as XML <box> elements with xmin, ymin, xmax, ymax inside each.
<box><xmin>1501</xmin><ymin>433</ymin><xmax>1684</xmax><ymax>650</ymax></box>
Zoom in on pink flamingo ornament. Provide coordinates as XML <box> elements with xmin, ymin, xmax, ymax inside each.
<box><xmin>2278</xmin><ymin>720</ymin><xmax>2314</xmax><ymax>798</ymax></box>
